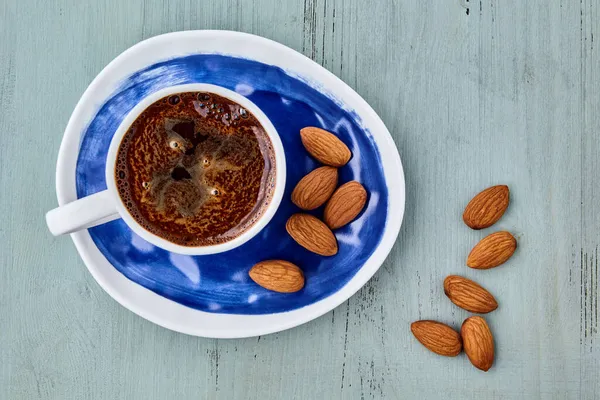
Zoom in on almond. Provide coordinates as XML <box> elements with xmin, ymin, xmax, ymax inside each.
<box><xmin>467</xmin><ymin>231</ymin><xmax>517</xmax><ymax>269</ymax></box>
<box><xmin>286</xmin><ymin>213</ymin><xmax>338</xmax><ymax>256</ymax></box>
<box><xmin>300</xmin><ymin>127</ymin><xmax>351</xmax><ymax>167</ymax></box>
<box><xmin>249</xmin><ymin>260</ymin><xmax>304</xmax><ymax>293</ymax></box>
<box><xmin>323</xmin><ymin>181</ymin><xmax>368</xmax><ymax>229</ymax></box>
<box><xmin>461</xmin><ymin>316</ymin><xmax>494</xmax><ymax>371</ymax></box>
<box><xmin>443</xmin><ymin>275</ymin><xmax>498</xmax><ymax>313</ymax></box>
<box><xmin>410</xmin><ymin>320</ymin><xmax>462</xmax><ymax>357</ymax></box>
<box><xmin>291</xmin><ymin>166</ymin><xmax>338</xmax><ymax>210</ymax></box>
<box><xmin>463</xmin><ymin>185</ymin><xmax>509</xmax><ymax>229</ymax></box>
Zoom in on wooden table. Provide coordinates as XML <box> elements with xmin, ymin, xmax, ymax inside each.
<box><xmin>1</xmin><ymin>0</ymin><xmax>598</xmax><ymax>398</ymax></box>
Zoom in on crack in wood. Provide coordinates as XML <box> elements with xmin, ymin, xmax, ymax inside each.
<box><xmin>580</xmin><ymin>247</ymin><xmax>598</xmax><ymax>349</ymax></box>
<box><xmin>302</xmin><ymin>0</ymin><xmax>318</xmax><ymax>61</ymax></box>
<box><xmin>207</xmin><ymin>346</ymin><xmax>220</xmax><ymax>391</ymax></box>
<box><xmin>340</xmin><ymin>299</ymin><xmax>350</xmax><ymax>390</ymax></box>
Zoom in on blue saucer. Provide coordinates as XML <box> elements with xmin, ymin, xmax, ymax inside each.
<box><xmin>76</xmin><ymin>54</ymin><xmax>388</xmax><ymax>315</ymax></box>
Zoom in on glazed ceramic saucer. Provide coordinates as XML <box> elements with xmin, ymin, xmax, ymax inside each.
<box><xmin>56</xmin><ymin>31</ymin><xmax>405</xmax><ymax>338</ymax></box>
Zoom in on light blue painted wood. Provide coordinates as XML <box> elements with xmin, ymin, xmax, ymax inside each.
<box><xmin>0</xmin><ymin>0</ymin><xmax>598</xmax><ymax>398</ymax></box>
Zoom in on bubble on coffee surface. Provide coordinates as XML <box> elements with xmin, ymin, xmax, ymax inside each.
<box><xmin>114</xmin><ymin>91</ymin><xmax>276</xmax><ymax>247</ymax></box>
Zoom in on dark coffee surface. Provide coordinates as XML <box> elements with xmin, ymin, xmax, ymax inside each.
<box><xmin>115</xmin><ymin>91</ymin><xmax>275</xmax><ymax>246</ymax></box>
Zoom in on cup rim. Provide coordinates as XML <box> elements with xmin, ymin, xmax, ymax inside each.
<box><xmin>105</xmin><ymin>83</ymin><xmax>286</xmax><ymax>255</ymax></box>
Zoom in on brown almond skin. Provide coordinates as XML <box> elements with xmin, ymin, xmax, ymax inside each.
<box><xmin>467</xmin><ymin>231</ymin><xmax>517</xmax><ymax>269</ymax></box>
<box><xmin>410</xmin><ymin>320</ymin><xmax>462</xmax><ymax>357</ymax></box>
<box><xmin>300</xmin><ymin>127</ymin><xmax>352</xmax><ymax>167</ymax></box>
<box><xmin>461</xmin><ymin>316</ymin><xmax>494</xmax><ymax>371</ymax></box>
<box><xmin>463</xmin><ymin>185</ymin><xmax>510</xmax><ymax>230</ymax></box>
<box><xmin>323</xmin><ymin>181</ymin><xmax>368</xmax><ymax>229</ymax></box>
<box><xmin>286</xmin><ymin>214</ymin><xmax>338</xmax><ymax>256</ymax></box>
<box><xmin>444</xmin><ymin>275</ymin><xmax>498</xmax><ymax>313</ymax></box>
<box><xmin>249</xmin><ymin>260</ymin><xmax>305</xmax><ymax>293</ymax></box>
<box><xmin>291</xmin><ymin>166</ymin><xmax>338</xmax><ymax>210</ymax></box>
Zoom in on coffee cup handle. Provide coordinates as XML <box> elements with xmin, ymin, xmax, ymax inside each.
<box><xmin>46</xmin><ymin>190</ymin><xmax>120</xmax><ymax>236</ymax></box>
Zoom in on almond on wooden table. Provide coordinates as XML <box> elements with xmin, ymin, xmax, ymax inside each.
<box><xmin>291</xmin><ymin>166</ymin><xmax>338</xmax><ymax>210</ymax></box>
<box><xmin>410</xmin><ymin>320</ymin><xmax>462</xmax><ymax>357</ymax></box>
<box><xmin>286</xmin><ymin>213</ymin><xmax>338</xmax><ymax>256</ymax></box>
<box><xmin>443</xmin><ymin>275</ymin><xmax>498</xmax><ymax>313</ymax></box>
<box><xmin>249</xmin><ymin>260</ymin><xmax>304</xmax><ymax>293</ymax></box>
<box><xmin>461</xmin><ymin>316</ymin><xmax>495</xmax><ymax>371</ymax></box>
<box><xmin>324</xmin><ymin>181</ymin><xmax>367</xmax><ymax>229</ymax></box>
<box><xmin>463</xmin><ymin>185</ymin><xmax>510</xmax><ymax>230</ymax></box>
<box><xmin>300</xmin><ymin>127</ymin><xmax>351</xmax><ymax>167</ymax></box>
<box><xmin>467</xmin><ymin>231</ymin><xmax>517</xmax><ymax>269</ymax></box>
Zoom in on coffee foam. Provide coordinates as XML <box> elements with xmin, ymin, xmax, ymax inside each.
<box><xmin>115</xmin><ymin>92</ymin><xmax>276</xmax><ymax>246</ymax></box>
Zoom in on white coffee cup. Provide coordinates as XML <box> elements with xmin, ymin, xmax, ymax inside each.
<box><xmin>46</xmin><ymin>83</ymin><xmax>286</xmax><ymax>255</ymax></box>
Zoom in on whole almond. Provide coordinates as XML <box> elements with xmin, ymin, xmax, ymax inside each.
<box><xmin>463</xmin><ymin>185</ymin><xmax>510</xmax><ymax>229</ymax></box>
<box><xmin>249</xmin><ymin>260</ymin><xmax>305</xmax><ymax>293</ymax></box>
<box><xmin>300</xmin><ymin>127</ymin><xmax>351</xmax><ymax>167</ymax></box>
<box><xmin>291</xmin><ymin>166</ymin><xmax>338</xmax><ymax>210</ymax></box>
<box><xmin>467</xmin><ymin>231</ymin><xmax>517</xmax><ymax>269</ymax></box>
<box><xmin>324</xmin><ymin>181</ymin><xmax>368</xmax><ymax>229</ymax></box>
<box><xmin>410</xmin><ymin>320</ymin><xmax>462</xmax><ymax>357</ymax></box>
<box><xmin>286</xmin><ymin>214</ymin><xmax>338</xmax><ymax>256</ymax></box>
<box><xmin>443</xmin><ymin>275</ymin><xmax>498</xmax><ymax>313</ymax></box>
<box><xmin>461</xmin><ymin>316</ymin><xmax>494</xmax><ymax>371</ymax></box>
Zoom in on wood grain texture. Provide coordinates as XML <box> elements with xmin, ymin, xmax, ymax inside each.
<box><xmin>0</xmin><ymin>0</ymin><xmax>598</xmax><ymax>398</ymax></box>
